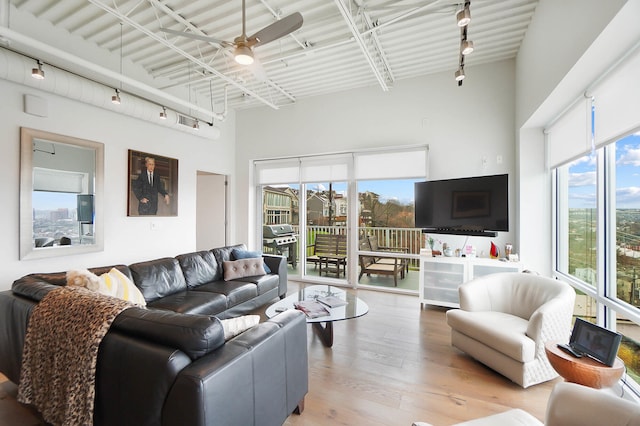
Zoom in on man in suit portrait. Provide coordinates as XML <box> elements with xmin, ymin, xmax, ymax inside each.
<box><xmin>132</xmin><ymin>156</ymin><xmax>170</xmax><ymax>215</ymax></box>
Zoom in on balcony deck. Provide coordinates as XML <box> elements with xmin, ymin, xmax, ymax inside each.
<box><xmin>287</xmin><ymin>262</ymin><xmax>421</xmax><ymax>292</ymax></box>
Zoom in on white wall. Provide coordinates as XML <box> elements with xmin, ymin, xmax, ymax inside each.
<box><xmin>514</xmin><ymin>0</ymin><xmax>640</xmax><ymax>274</ymax></box>
<box><xmin>0</xmin><ymin>77</ymin><xmax>236</xmax><ymax>290</ymax></box>
<box><xmin>235</xmin><ymin>59</ymin><xmax>518</xmax><ymax>261</ymax></box>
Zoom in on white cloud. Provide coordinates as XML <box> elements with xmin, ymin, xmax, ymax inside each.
<box><xmin>569</xmin><ymin>153</ymin><xmax>596</xmax><ymax>168</ymax></box>
<box><xmin>616</xmin><ymin>187</ymin><xmax>640</xmax><ymax>206</ymax></box>
<box><xmin>569</xmin><ymin>171</ymin><xmax>596</xmax><ymax>187</ymax></box>
<box><xmin>617</xmin><ymin>145</ymin><xmax>640</xmax><ymax>167</ymax></box>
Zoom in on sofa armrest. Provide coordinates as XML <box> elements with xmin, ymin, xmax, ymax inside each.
<box><xmin>546</xmin><ymin>382</ymin><xmax>640</xmax><ymax>426</ymax></box>
<box><xmin>263</xmin><ymin>254</ymin><xmax>288</xmax><ymax>297</ymax></box>
<box><xmin>111</xmin><ymin>308</ymin><xmax>226</xmax><ymax>360</ymax></box>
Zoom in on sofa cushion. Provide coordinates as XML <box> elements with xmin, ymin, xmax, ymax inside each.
<box><xmin>212</xmin><ymin>244</ymin><xmax>246</xmax><ymax>267</ymax></box>
<box><xmin>192</xmin><ymin>281</ymin><xmax>259</xmax><ymax>308</ymax></box>
<box><xmin>233</xmin><ymin>274</ymin><xmax>280</xmax><ymax>295</ymax></box>
<box><xmin>175</xmin><ymin>250</ymin><xmax>221</xmax><ymax>288</ymax></box>
<box><xmin>446</xmin><ymin>310</ymin><xmax>535</xmax><ymax>362</ymax></box>
<box><xmin>232</xmin><ymin>248</ymin><xmax>271</xmax><ymax>274</ymax></box>
<box><xmin>129</xmin><ymin>258</ymin><xmax>187</xmax><ymax>302</ymax></box>
<box><xmin>223</xmin><ymin>258</ymin><xmax>266</xmax><ymax>281</ymax></box>
<box><xmin>147</xmin><ymin>290</ymin><xmax>227</xmax><ymax>316</ymax></box>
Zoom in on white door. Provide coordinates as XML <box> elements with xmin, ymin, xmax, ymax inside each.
<box><xmin>196</xmin><ymin>172</ymin><xmax>226</xmax><ymax>250</ymax></box>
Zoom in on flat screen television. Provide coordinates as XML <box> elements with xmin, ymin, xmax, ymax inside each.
<box><xmin>414</xmin><ymin>174</ymin><xmax>508</xmax><ymax>236</ymax></box>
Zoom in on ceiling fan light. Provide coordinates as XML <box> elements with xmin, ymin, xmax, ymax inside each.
<box><xmin>31</xmin><ymin>61</ymin><xmax>45</xmax><ymax>80</ymax></box>
<box><xmin>234</xmin><ymin>45</ymin><xmax>254</xmax><ymax>65</ymax></box>
<box><xmin>461</xmin><ymin>40</ymin><xmax>474</xmax><ymax>55</ymax></box>
<box><xmin>455</xmin><ymin>68</ymin><xmax>465</xmax><ymax>81</ymax></box>
<box><xmin>457</xmin><ymin>7</ymin><xmax>471</xmax><ymax>27</ymax></box>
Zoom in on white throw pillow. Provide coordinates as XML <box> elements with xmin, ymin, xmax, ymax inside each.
<box><xmin>220</xmin><ymin>315</ymin><xmax>260</xmax><ymax>340</ymax></box>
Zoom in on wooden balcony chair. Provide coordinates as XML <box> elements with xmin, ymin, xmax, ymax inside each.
<box><xmin>307</xmin><ymin>233</ymin><xmax>347</xmax><ymax>276</ymax></box>
<box><xmin>358</xmin><ymin>239</ymin><xmax>405</xmax><ymax>286</ymax></box>
<box><xmin>366</xmin><ymin>235</ymin><xmax>409</xmax><ymax>274</ymax></box>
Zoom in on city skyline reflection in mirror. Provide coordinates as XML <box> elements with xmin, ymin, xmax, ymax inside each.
<box><xmin>20</xmin><ymin>128</ymin><xmax>104</xmax><ymax>260</ymax></box>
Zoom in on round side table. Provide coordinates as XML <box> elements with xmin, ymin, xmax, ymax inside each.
<box><xmin>545</xmin><ymin>341</ymin><xmax>625</xmax><ymax>389</ymax></box>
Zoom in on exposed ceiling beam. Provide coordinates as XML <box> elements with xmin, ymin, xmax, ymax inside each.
<box><xmin>333</xmin><ymin>0</ymin><xmax>389</xmax><ymax>91</ymax></box>
<box><xmin>88</xmin><ymin>0</ymin><xmax>280</xmax><ymax>109</ymax></box>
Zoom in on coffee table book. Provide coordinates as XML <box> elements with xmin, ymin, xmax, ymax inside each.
<box><xmin>294</xmin><ymin>300</ymin><xmax>330</xmax><ymax>318</ymax></box>
<box><xmin>317</xmin><ymin>295</ymin><xmax>348</xmax><ymax>308</ymax></box>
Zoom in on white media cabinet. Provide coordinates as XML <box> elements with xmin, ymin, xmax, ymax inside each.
<box><xmin>419</xmin><ymin>253</ymin><xmax>523</xmax><ymax>308</ymax></box>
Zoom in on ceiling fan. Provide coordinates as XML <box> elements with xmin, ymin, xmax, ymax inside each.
<box><xmin>161</xmin><ymin>0</ymin><xmax>303</xmax><ymax>66</ymax></box>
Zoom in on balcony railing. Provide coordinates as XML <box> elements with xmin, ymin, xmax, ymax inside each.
<box><xmin>295</xmin><ymin>225</ymin><xmax>423</xmax><ymax>270</ymax></box>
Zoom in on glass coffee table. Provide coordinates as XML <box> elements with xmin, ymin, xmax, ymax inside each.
<box><xmin>266</xmin><ymin>285</ymin><xmax>369</xmax><ymax>347</ymax></box>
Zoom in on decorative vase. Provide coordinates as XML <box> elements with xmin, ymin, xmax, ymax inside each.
<box><xmin>490</xmin><ymin>241</ymin><xmax>499</xmax><ymax>259</ymax></box>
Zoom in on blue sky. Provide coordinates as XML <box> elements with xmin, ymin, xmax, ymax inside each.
<box><xmin>569</xmin><ymin>132</ymin><xmax>640</xmax><ymax>208</ymax></box>
<box><xmin>33</xmin><ymin>191</ymin><xmax>77</xmax><ymax>210</ymax></box>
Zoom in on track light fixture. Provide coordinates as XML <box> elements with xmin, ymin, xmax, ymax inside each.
<box><xmin>461</xmin><ymin>39</ymin><xmax>474</xmax><ymax>55</ymax></box>
<box><xmin>160</xmin><ymin>106</ymin><xmax>167</xmax><ymax>119</ymax></box>
<box><xmin>455</xmin><ymin>2</ymin><xmax>472</xmax><ymax>85</ymax></box>
<box><xmin>31</xmin><ymin>60</ymin><xmax>45</xmax><ymax>80</ymax></box>
<box><xmin>193</xmin><ymin>119</ymin><xmax>200</xmax><ymax>130</ymax></box>
<box><xmin>456</xmin><ymin>3</ymin><xmax>471</xmax><ymax>27</ymax></box>
<box><xmin>112</xmin><ymin>88</ymin><xmax>121</xmax><ymax>105</ymax></box>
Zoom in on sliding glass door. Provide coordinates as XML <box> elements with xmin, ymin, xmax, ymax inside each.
<box><xmin>255</xmin><ymin>146</ymin><xmax>428</xmax><ymax>291</ymax></box>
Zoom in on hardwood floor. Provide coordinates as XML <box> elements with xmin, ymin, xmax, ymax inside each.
<box><xmin>0</xmin><ymin>282</ymin><xmax>559</xmax><ymax>425</ymax></box>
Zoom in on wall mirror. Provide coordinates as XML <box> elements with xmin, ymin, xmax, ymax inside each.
<box><xmin>20</xmin><ymin>127</ymin><xmax>104</xmax><ymax>260</ymax></box>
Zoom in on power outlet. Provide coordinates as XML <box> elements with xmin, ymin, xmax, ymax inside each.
<box><xmin>150</xmin><ymin>221</ymin><xmax>160</xmax><ymax>231</ymax></box>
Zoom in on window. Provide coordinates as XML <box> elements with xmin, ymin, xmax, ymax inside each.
<box><xmin>556</xmin><ymin>153</ymin><xmax>598</xmax><ymax>285</ymax></box>
<box><xmin>551</xmin><ymin>45</ymin><xmax>640</xmax><ymax>393</ymax></box>
<box><xmin>554</xmin><ymin>132</ymin><xmax>640</xmax><ymax>389</ymax></box>
<box><xmin>613</xmin><ymin>134</ymin><xmax>640</xmax><ymax>307</ymax></box>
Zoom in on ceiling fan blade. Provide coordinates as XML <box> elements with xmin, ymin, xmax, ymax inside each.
<box><xmin>160</xmin><ymin>28</ymin><xmax>232</xmax><ymax>47</ymax></box>
<box><xmin>249</xmin><ymin>12</ymin><xmax>303</xmax><ymax>47</ymax></box>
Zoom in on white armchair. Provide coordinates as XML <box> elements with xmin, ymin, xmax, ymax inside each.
<box><xmin>446</xmin><ymin>272</ymin><xmax>575</xmax><ymax>388</ymax></box>
<box><xmin>413</xmin><ymin>381</ymin><xmax>640</xmax><ymax>426</ymax></box>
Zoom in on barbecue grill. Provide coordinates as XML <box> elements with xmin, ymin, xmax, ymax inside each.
<box><xmin>263</xmin><ymin>224</ymin><xmax>297</xmax><ymax>267</ymax></box>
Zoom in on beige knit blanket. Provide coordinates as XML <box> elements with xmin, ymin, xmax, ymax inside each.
<box><xmin>18</xmin><ymin>286</ymin><xmax>133</xmax><ymax>426</ymax></box>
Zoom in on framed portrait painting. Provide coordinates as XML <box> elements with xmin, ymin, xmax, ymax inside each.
<box><xmin>127</xmin><ymin>150</ymin><xmax>178</xmax><ymax>216</ymax></box>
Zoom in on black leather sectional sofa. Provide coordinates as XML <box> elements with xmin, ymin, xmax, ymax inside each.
<box><xmin>0</xmin><ymin>244</ymin><xmax>308</xmax><ymax>426</ymax></box>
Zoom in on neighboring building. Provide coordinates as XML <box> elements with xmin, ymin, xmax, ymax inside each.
<box><xmin>263</xmin><ymin>186</ymin><xmax>296</xmax><ymax>225</ymax></box>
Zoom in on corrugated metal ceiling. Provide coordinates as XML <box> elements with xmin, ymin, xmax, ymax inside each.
<box><xmin>4</xmin><ymin>0</ymin><xmax>538</xmax><ymax>116</ymax></box>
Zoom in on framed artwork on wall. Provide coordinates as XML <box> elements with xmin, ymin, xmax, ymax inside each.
<box><xmin>127</xmin><ymin>150</ymin><xmax>178</xmax><ymax>217</ymax></box>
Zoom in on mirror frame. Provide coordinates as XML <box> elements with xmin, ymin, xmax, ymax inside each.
<box><xmin>20</xmin><ymin>127</ymin><xmax>104</xmax><ymax>260</ymax></box>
